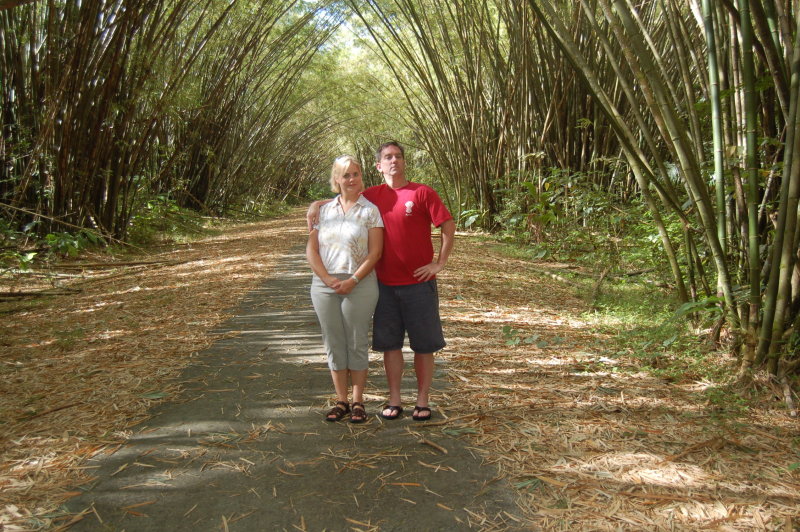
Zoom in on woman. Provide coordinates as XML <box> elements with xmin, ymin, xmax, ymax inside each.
<box><xmin>307</xmin><ymin>155</ymin><xmax>383</xmax><ymax>423</ymax></box>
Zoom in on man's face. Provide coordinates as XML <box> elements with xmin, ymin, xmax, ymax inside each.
<box><xmin>376</xmin><ymin>145</ymin><xmax>406</xmax><ymax>179</ymax></box>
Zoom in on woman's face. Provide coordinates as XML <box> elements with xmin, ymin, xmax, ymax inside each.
<box><xmin>336</xmin><ymin>162</ymin><xmax>363</xmax><ymax>194</ymax></box>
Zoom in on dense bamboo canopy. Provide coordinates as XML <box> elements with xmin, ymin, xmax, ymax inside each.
<box><xmin>3</xmin><ymin>0</ymin><xmax>800</xmax><ymax>378</ymax></box>
<box><xmin>347</xmin><ymin>0</ymin><xmax>800</xmax><ymax>380</ymax></box>
<box><xmin>1</xmin><ymin>0</ymin><xmax>344</xmax><ymax>238</ymax></box>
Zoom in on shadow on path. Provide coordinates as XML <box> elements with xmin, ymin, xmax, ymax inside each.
<box><xmin>67</xmin><ymin>247</ymin><xmax>523</xmax><ymax>531</ymax></box>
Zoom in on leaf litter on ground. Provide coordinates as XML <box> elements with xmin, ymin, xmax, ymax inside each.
<box><xmin>1</xmin><ymin>209</ymin><xmax>798</xmax><ymax>530</ymax></box>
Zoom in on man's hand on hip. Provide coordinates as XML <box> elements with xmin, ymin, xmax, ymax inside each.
<box><xmin>413</xmin><ymin>262</ymin><xmax>444</xmax><ymax>282</ymax></box>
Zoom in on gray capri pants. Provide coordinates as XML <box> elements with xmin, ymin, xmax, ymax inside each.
<box><xmin>310</xmin><ymin>273</ymin><xmax>379</xmax><ymax>371</ymax></box>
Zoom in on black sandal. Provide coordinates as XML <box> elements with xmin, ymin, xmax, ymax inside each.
<box><xmin>412</xmin><ymin>406</ymin><xmax>432</xmax><ymax>422</ymax></box>
<box><xmin>325</xmin><ymin>401</ymin><xmax>350</xmax><ymax>422</ymax></box>
<box><xmin>379</xmin><ymin>405</ymin><xmax>403</xmax><ymax>420</ymax></box>
<box><xmin>350</xmin><ymin>402</ymin><xmax>367</xmax><ymax>424</ymax></box>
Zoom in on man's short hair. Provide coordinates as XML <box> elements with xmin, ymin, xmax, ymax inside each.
<box><xmin>375</xmin><ymin>141</ymin><xmax>405</xmax><ymax>162</ymax></box>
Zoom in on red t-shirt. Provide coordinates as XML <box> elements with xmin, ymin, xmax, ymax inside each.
<box><xmin>363</xmin><ymin>182</ymin><xmax>452</xmax><ymax>286</ymax></box>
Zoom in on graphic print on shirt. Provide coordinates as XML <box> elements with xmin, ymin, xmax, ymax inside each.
<box><xmin>362</xmin><ymin>182</ymin><xmax>452</xmax><ymax>286</ymax></box>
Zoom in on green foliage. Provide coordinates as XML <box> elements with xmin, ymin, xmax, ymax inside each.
<box><xmin>43</xmin><ymin>230</ymin><xmax>103</xmax><ymax>258</ymax></box>
<box><xmin>672</xmin><ymin>296</ymin><xmax>724</xmax><ymax>321</ymax></box>
<box><xmin>140</xmin><ymin>391</ymin><xmax>170</xmax><ymax>400</ymax></box>
<box><xmin>460</xmin><ymin>207</ymin><xmax>487</xmax><ymax>229</ymax></box>
<box><xmin>493</xmin><ymin>168</ymin><xmax>622</xmax><ymax>236</ymax></box>
<box><xmin>0</xmin><ymin>220</ymin><xmax>35</xmax><ymax>272</ymax></box>
<box><xmin>128</xmin><ymin>195</ymin><xmax>208</xmax><ymax>245</ymax></box>
<box><xmin>486</xmin><ymin>170</ymin><xmax>730</xmax><ymax>384</ymax></box>
<box><xmin>487</xmin><ymin>167</ymin><xmax>672</xmax><ymax>272</ymax></box>
<box><xmin>493</xmin><ymin>241</ymin><xmax>549</xmax><ymax>261</ymax></box>
<box><xmin>589</xmin><ymin>280</ymin><xmax>728</xmax><ymax>384</ymax></box>
<box><xmin>231</xmin><ymin>199</ymin><xmax>292</xmax><ymax>218</ymax></box>
<box><xmin>501</xmin><ymin>325</ymin><xmax>565</xmax><ymax>348</ymax></box>
<box><xmin>305</xmin><ymin>180</ymin><xmax>335</xmax><ymax>202</ymax></box>
<box><xmin>618</xmin><ymin>209</ymin><xmax>683</xmax><ymax>275</ymax></box>
<box><xmin>702</xmin><ymin>385</ymin><xmax>750</xmax><ymax>420</ymax></box>
<box><xmin>501</xmin><ymin>325</ymin><xmax>540</xmax><ymax>346</ymax></box>
<box><xmin>514</xmin><ymin>478</ymin><xmax>544</xmax><ymax>492</ymax></box>
<box><xmin>128</xmin><ymin>194</ymin><xmax>291</xmax><ymax>245</ymax></box>
<box><xmin>1</xmin><ymin>250</ymin><xmax>37</xmax><ymax>272</ymax></box>
<box><xmin>0</xmin><ymin>218</ymin><xmax>105</xmax><ymax>273</ymax></box>
<box><xmin>488</xmin><ymin>169</ymin><xmax>568</xmax><ymax>239</ymax></box>
<box><xmin>782</xmin><ymin>331</ymin><xmax>800</xmax><ymax>363</ymax></box>
<box><xmin>0</xmin><ymin>218</ymin><xmax>23</xmax><ymax>244</ymax></box>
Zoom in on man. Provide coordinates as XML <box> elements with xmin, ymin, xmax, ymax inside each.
<box><xmin>308</xmin><ymin>141</ymin><xmax>455</xmax><ymax>421</ymax></box>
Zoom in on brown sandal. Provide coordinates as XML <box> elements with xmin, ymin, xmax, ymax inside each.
<box><xmin>350</xmin><ymin>402</ymin><xmax>367</xmax><ymax>424</ymax></box>
<box><xmin>325</xmin><ymin>401</ymin><xmax>350</xmax><ymax>422</ymax></box>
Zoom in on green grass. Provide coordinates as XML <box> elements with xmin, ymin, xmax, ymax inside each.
<box><xmin>127</xmin><ymin>198</ymin><xmax>211</xmax><ymax>246</ymax></box>
<box><xmin>491</xmin><ymin>227</ymin><xmax>737</xmax><ymax>392</ymax></box>
<box><xmin>127</xmin><ymin>198</ymin><xmax>291</xmax><ymax>246</ymax></box>
<box><xmin>590</xmin><ymin>281</ymin><xmax>731</xmax><ymax>382</ymax></box>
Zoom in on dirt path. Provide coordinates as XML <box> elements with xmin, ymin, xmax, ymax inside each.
<box><xmin>2</xmin><ymin>209</ymin><xmax>799</xmax><ymax>531</ymax></box>
<box><xmin>63</xmin><ymin>247</ymin><xmax>522</xmax><ymax>531</ymax></box>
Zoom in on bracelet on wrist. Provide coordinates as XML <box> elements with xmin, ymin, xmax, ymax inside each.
<box><xmin>350</xmin><ymin>275</ymin><xmax>359</xmax><ymax>284</ymax></box>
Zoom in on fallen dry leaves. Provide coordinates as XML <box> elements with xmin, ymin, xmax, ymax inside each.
<box><xmin>1</xmin><ymin>211</ymin><xmax>307</xmax><ymax>530</ymax></box>
<box><xmin>1</xmin><ymin>209</ymin><xmax>799</xmax><ymax>531</ymax></box>
<box><xmin>435</xmin><ymin>237</ymin><xmax>800</xmax><ymax>531</ymax></box>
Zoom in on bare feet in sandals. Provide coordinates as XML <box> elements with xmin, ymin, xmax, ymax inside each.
<box><xmin>325</xmin><ymin>401</ymin><xmax>350</xmax><ymax>422</ymax></box>
<box><xmin>379</xmin><ymin>405</ymin><xmax>403</xmax><ymax>420</ymax></box>
<box><xmin>412</xmin><ymin>405</ymin><xmax>432</xmax><ymax>421</ymax></box>
<box><xmin>350</xmin><ymin>402</ymin><xmax>367</xmax><ymax>423</ymax></box>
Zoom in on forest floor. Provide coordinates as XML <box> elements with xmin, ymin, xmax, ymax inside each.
<box><xmin>1</xmin><ymin>208</ymin><xmax>799</xmax><ymax>531</ymax></box>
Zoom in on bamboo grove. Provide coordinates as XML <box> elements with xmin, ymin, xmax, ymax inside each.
<box><xmin>4</xmin><ymin>0</ymin><xmax>800</xmax><ymax>380</ymax></box>
<box><xmin>347</xmin><ymin>0</ymin><xmax>800</xmax><ymax>380</ymax></box>
<box><xmin>0</xmin><ymin>0</ymin><xmax>342</xmax><ymax>239</ymax></box>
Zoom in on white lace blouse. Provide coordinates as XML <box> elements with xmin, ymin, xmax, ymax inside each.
<box><xmin>313</xmin><ymin>195</ymin><xmax>383</xmax><ymax>276</ymax></box>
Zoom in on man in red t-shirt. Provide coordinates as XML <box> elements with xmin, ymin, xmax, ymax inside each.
<box><xmin>308</xmin><ymin>141</ymin><xmax>455</xmax><ymax>421</ymax></box>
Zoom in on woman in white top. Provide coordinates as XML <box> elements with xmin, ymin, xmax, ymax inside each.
<box><xmin>307</xmin><ymin>156</ymin><xmax>383</xmax><ymax>423</ymax></box>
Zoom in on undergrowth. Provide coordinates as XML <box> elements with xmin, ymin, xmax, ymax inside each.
<box><xmin>128</xmin><ymin>196</ymin><xmax>216</xmax><ymax>245</ymax></box>
<box><xmin>1</xmin><ymin>197</ymin><xmax>290</xmax><ymax>275</ymax></box>
<box><xmin>484</xmin><ymin>212</ymin><xmax>760</xmax><ymax>419</ymax></box>
<box><xmin>590</xmin><ymin>280</ymin><xmax>762</xmax><ymax>419</ymax></box>
<box><xmin>471</xmin><ymin>175</ymin><xmax>787</xmax><ymax>417</ymax></box>
<box><xmin>0</xmin><ymin>220</ymin><xmax>107</xmax><ymax>274</ymax></box>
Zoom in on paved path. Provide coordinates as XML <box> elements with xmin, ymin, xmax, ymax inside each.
<box><xmin>67</xmin><ymin>247</ymin><xmax>523</xmax><ymax>531</ymax></box>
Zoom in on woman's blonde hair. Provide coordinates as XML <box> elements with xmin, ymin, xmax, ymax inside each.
<box><xmin>330</xmin><ymin>155</ymin><xmax>361</xmax><ymax>193</ymax></box>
